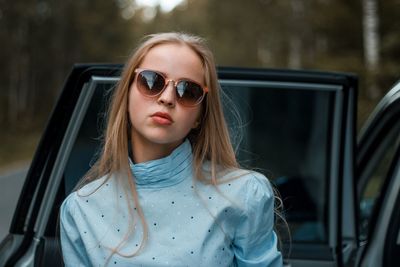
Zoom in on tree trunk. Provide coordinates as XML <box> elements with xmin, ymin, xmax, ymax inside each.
<box><xmin>362</xmin><ymin>0</ymin><xmax>380</xmax><ymax>99</ymax></box>
<box><xmin>288</xmin><ymin>0</ymin><xmax>304</xmax><ymax>69</ymax></box>
<box><xmin>7</xmin><ymin>19</ymin><xmax>30</xmax><ymax>129</ymax></box>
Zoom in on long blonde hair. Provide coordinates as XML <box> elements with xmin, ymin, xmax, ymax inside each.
<box><xmin>76</xmin><ymin>32</ymin><xmax>239</xmax><ymax>260</ymax></box>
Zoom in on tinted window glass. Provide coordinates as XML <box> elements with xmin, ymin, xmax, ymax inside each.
<box><xmin>221</xmin><ymin>81</ymin><xmax>336</xmax><ymax>244</ymax></box>
<box><xmin>64</xmin><ymin>81</ymin><xmax>114</xmax><ymax>192</ymax></box>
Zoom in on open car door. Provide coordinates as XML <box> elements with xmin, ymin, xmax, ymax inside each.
<box><xmin>356</xmin><ymin>80</ymin><xmax>400</xmax><ymax>267</ymax></box>
<box><xmin>0</xmin><ymin>65</ymin><xmax>358</xmax><ymax>267</ymax></box>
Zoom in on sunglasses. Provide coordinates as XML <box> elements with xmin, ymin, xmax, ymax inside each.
<box><xmin>134</xmin><ymin>68</ymin><xmax>208</xmax><ymax>107</ymax></box>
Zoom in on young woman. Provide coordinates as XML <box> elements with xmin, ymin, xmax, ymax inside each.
<box><xmin>60</xmin><ymin>32</ymin><xmax>283</xmax><ymax>267</ymax></box>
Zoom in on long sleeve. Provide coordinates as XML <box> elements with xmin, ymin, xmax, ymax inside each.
<box><xmin>60</xmin><ymin>194</ymin><xmax>91</xmax><ymax>267</ymax></box>
<box><xmin>232</xmin><ymin>173</ymin><xmax>283</xmax><ymax>267</ymax></box>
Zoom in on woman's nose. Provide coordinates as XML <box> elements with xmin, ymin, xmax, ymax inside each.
<box><xmin>157</xmin><ymin>81</ymin><xmax>176</xmax><ymax>108</ymax></box>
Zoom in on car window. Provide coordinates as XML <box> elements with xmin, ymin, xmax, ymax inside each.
<box><xmin>63</xmin><ymin>80</ymin><xmax>115</xmax><ymax>193</ymax></box>
<box><xmin>220</xmin><ymin>80</ymin><xmax>337</xmax><ymax>245</ymax></box>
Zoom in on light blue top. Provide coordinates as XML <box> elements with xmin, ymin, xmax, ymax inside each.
<box><xmin>60</xmin><ymin>140</ymin><xmax>283</xmax><ymax>267</ymax></box>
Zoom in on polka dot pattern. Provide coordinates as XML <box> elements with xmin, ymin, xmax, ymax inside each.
<box><xmin>60</xmin><ymin>139</ymin><xmax>282</xmax><ymax>266</ymax></box>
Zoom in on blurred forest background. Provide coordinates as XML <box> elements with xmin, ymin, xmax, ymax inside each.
<box><xmin>0</xmin><ymin>0</ymin><xmax>399</xmax><ymax>171</ymax></box>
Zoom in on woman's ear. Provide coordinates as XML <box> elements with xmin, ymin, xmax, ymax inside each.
<box><xmin>192</xmin><ymin>120</ymin><xmax>200</xmax><ymax>129</ymax></box>
<box><xmin>192</xmin><ymin>103</ymin><xmax>206</xmax><ymax>129</ymax></box>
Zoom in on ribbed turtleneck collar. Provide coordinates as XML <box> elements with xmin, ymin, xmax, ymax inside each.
<box><xmin>129</xmin><ymin>139</ymin><xmax>193</xmax><ymax>189</ymax></box>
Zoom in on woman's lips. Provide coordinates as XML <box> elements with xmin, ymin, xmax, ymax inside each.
<box><xmin>151</xmin><ymin>112</ymin><xmax>173</xmax><ymax>125</ymax></box>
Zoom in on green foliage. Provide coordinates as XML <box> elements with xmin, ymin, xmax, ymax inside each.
<box><xmin>0</xmin><ymin>0</ymin><xmax>135</xmax><ymax>130</ymax></box>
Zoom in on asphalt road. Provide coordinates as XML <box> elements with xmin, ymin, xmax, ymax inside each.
<box><xmin>0</xmin><ymin>166</ymin><xmax>28</xmax><ymax>241</ymax></box>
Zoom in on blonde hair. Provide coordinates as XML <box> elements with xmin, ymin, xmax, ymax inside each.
<box><xmin>76</xmin><ymin>32</ymin><xmax>239</xmax><ymax>260</ymax></box>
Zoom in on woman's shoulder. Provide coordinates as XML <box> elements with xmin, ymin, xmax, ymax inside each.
<box><xmin>222</xmin><ymin>168</ymin><xmax>274</xmax><ymax>198</ymax></box>
<box><xmin>201</xmin><ymin>161</ymin><xmax>274</xmax><ymax>204</ymax></box>
<box><xmin>61</xmin><ymin>174</ymin><xmax>115</xmax><ymax>210</ymax></box>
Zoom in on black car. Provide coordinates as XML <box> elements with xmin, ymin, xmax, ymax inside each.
<box><xmin>0</xmin><ymin>65</ymin><xmax>399</xmax><ymax>267</ymax></box>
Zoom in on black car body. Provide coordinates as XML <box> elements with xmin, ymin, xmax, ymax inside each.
<box><xmin>0</xmin><ymin>65</ymin><xmax>399</xmax><ymax>267</ymax></box>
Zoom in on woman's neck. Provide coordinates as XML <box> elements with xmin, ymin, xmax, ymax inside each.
<box><xmin>130</xmin><ymin>134</ymin><xmax>183</xmax><ymax>163</ymax></box>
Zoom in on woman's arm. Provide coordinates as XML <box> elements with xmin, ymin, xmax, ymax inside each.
<box><xmin>60</xmin><ymin>194</ymin><xmax>91</xmax><ymax>267</ymax></box>
<box><xmin>233</xmin><ymin>172</ymin><xmax>283</xmax><ymax>267</ymax></box>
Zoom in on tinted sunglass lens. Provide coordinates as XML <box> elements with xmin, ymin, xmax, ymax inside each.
<box><xmin>136</xmin><ymin>70</ymin><xmax>205</xmax><ymax>106</ymax></box>
<box><xmin>176</xmin><ymin>81</ymin><xmax>204</xmax><ymax>106</ymax></box>
<box><xmin>138</xmin><ymin>71</ymin><xmax>165</xmax><ymax>95</ymax></box>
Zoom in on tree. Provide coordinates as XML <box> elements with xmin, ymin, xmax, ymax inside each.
<box><xmin>0</xmin><ymin>0</ymin><xmax>135</xmax><ymax>131</ymax></box>
<box><xmin>362</xmin><ymin>0</ymin><xmax>380</xmax><ymax>99</ymax></box>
